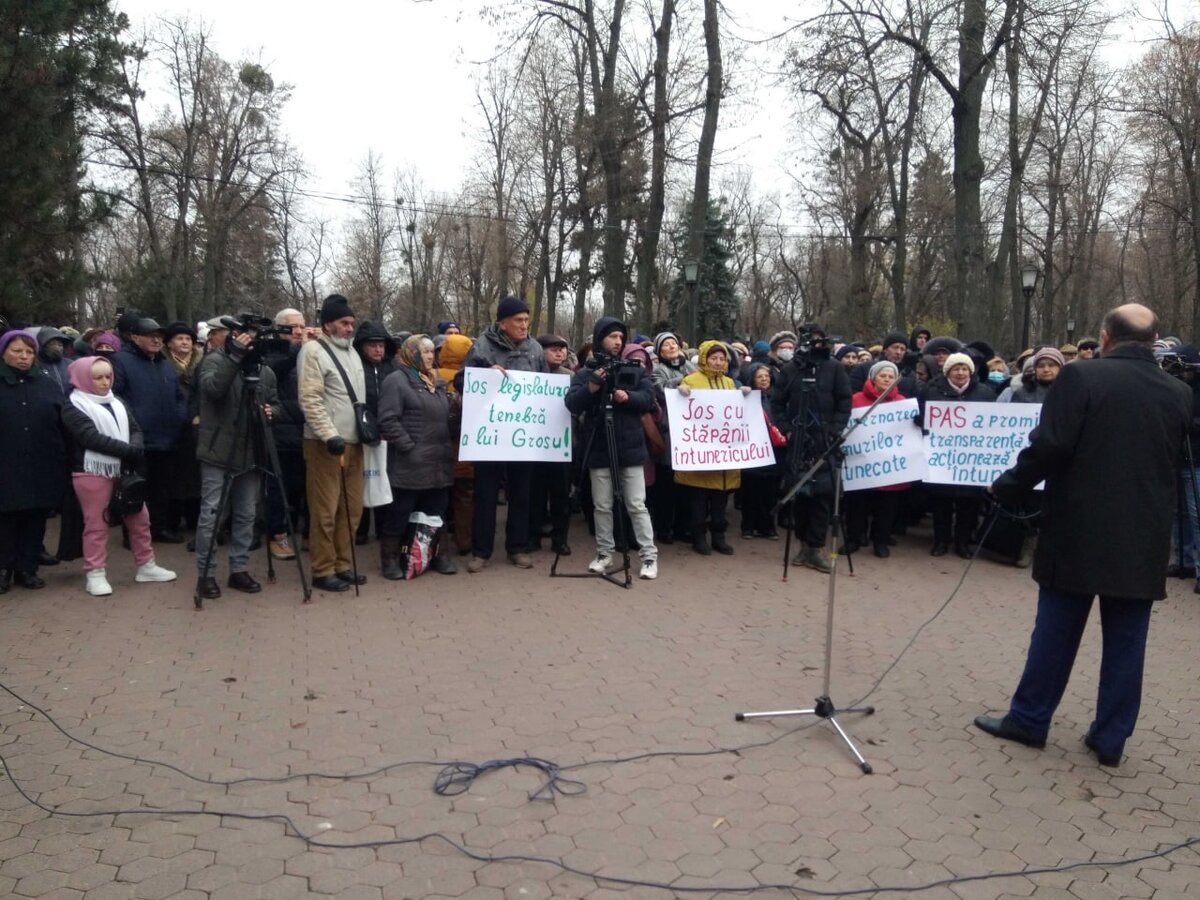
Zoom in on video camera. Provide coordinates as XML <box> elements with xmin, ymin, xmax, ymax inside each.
<box><xmin>1159</xmin><ymin>352</ymin><xmax>1200</xmax><ymax>381</ymax></box>
<box><xmin>220</xmin><ymin>313</ymin><xmax>293</xmax><ymax>372</ymax></box>
<box><xmin>585</xmin><ymin>354</ymin><xmax>642</xmax><ymax>394</ymax></box>
<box><xmin>796</xmin><ymin>324</ymin><xmax>829</xmax><ymax>357</ymax></box>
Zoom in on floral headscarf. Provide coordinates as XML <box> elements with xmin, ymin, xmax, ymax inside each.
<box><xmin>398</xmin><ymin>334</ymin><xmax>436</xmax><ymax>392</ymax></box>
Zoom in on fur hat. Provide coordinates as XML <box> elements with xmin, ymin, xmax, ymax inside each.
<box><xmin>943</xmin><ymin>352</ymin><xmax>975</xmax><ymax>375</ymax></box>
<box><xmin>769</xmin><ymin>330</ymin><xmax>798</xmax><ymax>351</ymax></box>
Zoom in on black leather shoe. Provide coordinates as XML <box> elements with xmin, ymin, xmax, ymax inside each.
<box><xmin>335</xmin><ymin>570</ymin><xmax>367</xmax><ymax>585</ymax></box>
<box><xmin>973</xmin><ymin>714</ymin><xmax>1046</xmax><ymax>749</ymax></box>
<box><xmin>312</xmin><ymin>574</ymin><xmax>350</xmax><ymax>592</ymax></box>
<box><xmin>552</xmin><ymin>542</ymin><xmax>571</xmax><ymax>556</ymax></box>
<box><xmin>153</xmin><ymin>530</ymin><xmax>184</xmax><ymax>544</ymax></box>
<box><xmin>13</xmin><ymin>572</ymin><xmax>45</xmax><ymax>589</ymax></box>
<box><xmin>712</xmin><ymin>537</ymin><xmax>735</xmax><ymax>555</ymax></box>
<box><xmin>873</xmin><ymin>543</ymin><xmax>890</xmax><ymax>558</ymax></box>
<box><xmin>1084</xmin><ymin>733</ymin><xmax>1121</xmax><ymax>767</ymax></box>
<box><xmin>930</xmin><ymin>542</ymin><xmax>949</xmax><ymax>557</ymax></box>
<box><xmin>196</xmin><ymin>577</ymin><xmax>221</xmax><ymax>600</ymax></box>
<box><xmin>955</xmin><ymin>542</ymin><xmax>974</xmax><ymax>559</ymax></box>
<box><xmin>692</xmin><ymin>539</ymin><xmax>712</xmax><ymax>556</ymax></box>
<box><xmin>431</xmin><ymin>555</ymin><xmax>458</xmax><ymax>575</ymax></box>
<box><xmin>39</xmin><ymin>550</ymin><xmax>59</xmax><ymax>567</ymax></box>
<box><xmin>0</xmin><ymin>569</ymin><xmax>10</xmax><ymax>594</ymax></box>
<box><xmin>227</xmin><ymin>572</ymin><xmax>262</xmax><ymax>594</ymax></box>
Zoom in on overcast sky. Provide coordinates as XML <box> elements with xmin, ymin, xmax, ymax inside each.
<box><xmin>112</xmin><ymin>0</ymin><xmax>802</xmax><ymax>226</ymax></box>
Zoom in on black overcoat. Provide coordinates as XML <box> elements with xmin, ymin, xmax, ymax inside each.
<box><xmin>378</xmin><ymin>368</ymin><xmax>454</xmax><ymax>491</ymax></box>
<box><xmin>0</xmin><ymin>365</ymin><xmax>66</xmax><ymax>511</ymax></box>
<box><xmin>993</xmin><ymin>344</ymin><xmax>1192</xmax><ymax>600</ymax></box>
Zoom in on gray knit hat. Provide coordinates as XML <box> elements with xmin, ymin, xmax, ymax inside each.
<box><xmin>867</xmin><ymin>360</ymin><xmax>899</xmax><ymax>383</ymax></box>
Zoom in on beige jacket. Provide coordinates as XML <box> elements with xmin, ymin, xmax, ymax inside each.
<box><xmin>299</xmin><ymin>337</ymin><xmax>367</xmax><ymax>443</ymax></box>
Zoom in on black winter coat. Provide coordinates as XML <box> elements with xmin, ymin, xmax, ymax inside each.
<box><xmin>61</xmin><ymin>400</ymin><xmax>145</xmax><ymax>472</ymax></box>
<box><xmin>264</xmin><ymin>343</ymin><xmax>305</xmax><ymax>453</ymax></box>
<box><xmin>353</xmin><ymin>320</ymin><xmax>397</xmax><ymax>415</ymax></box>
<box><xmin>111</xmin><ymin>343</ymin><xmax>187</xmax><ymax>451</ymax></box>
<box><xmin>0</xmin><ymin>363</ymin><xmax>67</xmax><ymax>511</ymax></box>
<box><xmin>378</xmin><ymin>368</ymin><xmax>454</xmax><ymax>490</ymax></box>
<box><xmin>993</xmin><ymin>345</ymin><xmax>1192</xmax><ymax>600</ymax></box>
<box><xmin>565</xmin><ymin>359</ymin><xmax>655</xmax><ymax>470</ymax></box>
<box><xmin>770</xmin><ymin>355</ymin><xmax>852</xmax><ymax>440</ymax></box>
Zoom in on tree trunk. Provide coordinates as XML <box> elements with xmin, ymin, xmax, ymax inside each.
<box><xmin>686</xmin><ymin>0</ymin><xmax>722</xmax><ymax>344</ymax></box>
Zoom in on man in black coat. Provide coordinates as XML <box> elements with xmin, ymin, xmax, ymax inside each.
<box><xmin>975</xmin><ymin>304</ymin><xmax>1192</xmax><ymax>768</ymax></box>
<box><xmin>770</xmin><ymin>324</ymin><xmax>852</xmax><ymax>573</ymax></box>
<box><xmin>353</xmin><ymin>320</ymin><xmax>396</xmax><ymax>545</ymax></box>
<box><xmin>565</xmin><ymin>317</ymin><xmax>658</xmax><ymax>580</ymax></box>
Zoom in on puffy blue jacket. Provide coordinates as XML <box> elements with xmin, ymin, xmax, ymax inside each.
<box><xmin>111</xmin><ymin>342</ymin><xmax>187</xmax><ymax>451</ymax></box>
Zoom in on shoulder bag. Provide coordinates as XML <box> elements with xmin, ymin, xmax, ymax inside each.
<box><xmin>318</xmin><ymin>340</ymin><xmax>381</xmax><ymax>446</ymax></box>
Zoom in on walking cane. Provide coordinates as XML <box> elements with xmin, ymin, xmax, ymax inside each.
<box><xmin>340</xmin><ymin>453</ymin><xmax>360</xmax><ymax>597</ymax></box>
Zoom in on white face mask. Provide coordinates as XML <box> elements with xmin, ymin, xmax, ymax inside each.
<box><xmin>777</xmin><ymin>348</ymin><xmax>795</xmax><ymax>363</ymax></box>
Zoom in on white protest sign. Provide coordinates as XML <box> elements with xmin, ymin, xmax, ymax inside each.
<box><xmin>459</xmin><ymin>368</ymin><xmax>573</xmax><ymax>462</ymax></box>
<box><xmin>841</xmin><ymin>398</ymin><xmax>926</xmax><ymax>491</ymax></box>
<box><xmin>665</xmin><ymin>389</ymin><xmax>774</xmax><ymax>471</ymax></box>
<box><xmin>923</xmin><ymin>400</ymin><xmax>1042</xmax><ymax>487</ymax></box>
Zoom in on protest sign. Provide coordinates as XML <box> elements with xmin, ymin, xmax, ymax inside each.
<box><xmin>923</xmin><ymin>401</ymin><xmax>1041</xmax><ymax>487</ymax></box>
<box><xmin>665</xmin><ymin>389</ymin><xmax>774</xmax><ymax>471</ymax></box>
<box><xmin>841</xmin><ymin>398</ymin><xmax>926</xmax><ymax>491</ymax></box>
<box><xmin>459</xmin><ymin>368</ymin><xmax>573</xmax><ymax>462</ymax></box>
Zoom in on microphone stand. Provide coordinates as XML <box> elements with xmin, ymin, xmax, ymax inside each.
<box><xmin>737</xmin><ymin>380</ymin><xmax>899</xmax><ymax>774</ymax></box>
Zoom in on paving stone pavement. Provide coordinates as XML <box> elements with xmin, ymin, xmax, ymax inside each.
<box><xmin>2</xmin><ymin>525</ymin><xmax>1199</xmax><ymax>899</ymax></box>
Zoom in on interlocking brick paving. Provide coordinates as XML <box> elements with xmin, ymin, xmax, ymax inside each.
<box><xmin>2</xmin><ymin>525</ymin><xmax>1198</xmax><ymax>898</ymax></box>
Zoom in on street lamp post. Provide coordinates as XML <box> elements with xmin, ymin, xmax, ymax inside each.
<box><xmin>1020</xmin><ymin>261</ymin><xmax>1040</xmax><ymax>350</ymax></box>
<box><xmin>683</xmin><ymin>258</ymin><xmax>699</xmax><ymax>348</ymax></box>
<box><xmin>1066</xmin><ymin>316</ymin><xmax>1076</xmax><ymax>343</ymax></box>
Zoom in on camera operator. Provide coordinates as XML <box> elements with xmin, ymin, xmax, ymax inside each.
<box><xmin>193</xmin><ymin>315</ymin><xmax>281</xmax><ymax>600</ymax></box>
<box><xmin>975</xmin><ymin>304</ymin><xmax>1191</xmax><ymax>768</ymax></box>
<box><xmin>1160</xmin><ymin>346</ymin><xmax>1200</xmax><ymax>587</ymax></box>
<box><xmin>770</xmin><ymin>324</ymin><xmax>852</xmax><ymax>574</ymax></box>
<box><xmin>565</xmin><ymin>317</ymin><xmax>659</xmax><ymax>580</ymax></box>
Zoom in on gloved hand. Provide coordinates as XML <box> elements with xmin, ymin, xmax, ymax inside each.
<box><xmin>326</xmin><ymin>435</ymin><xmax>346</xmax><ymax>455</ymax></box>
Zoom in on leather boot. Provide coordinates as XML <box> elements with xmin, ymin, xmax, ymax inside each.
<box><xmin>711</xmin><ymin>531</ymin><xmax>734</xmax><ymax>555</ymax></box>
<box><xmin>380</xmin><ymin>537</ymin><xmax>403</xmax><ymax>581</ymax></box>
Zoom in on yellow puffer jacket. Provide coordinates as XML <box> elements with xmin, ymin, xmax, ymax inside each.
<box><xmin>674</xmin><ymin>340</ymin><xmax>742</xmax><ymax>492</ymax></box>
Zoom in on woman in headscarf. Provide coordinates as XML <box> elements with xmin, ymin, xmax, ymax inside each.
<box><xmin>61</xmin><ymin>356</ymin><xmax>177</xmax><ymax>596</ymax></box>
<box><xmin>649</xmin><ymin>331</ymin><xmax>696</xmax><ymax>543</ymax></box>
<box><xmin>376</xmin><ymin>335</ymin><xmax>457</xmax><ymax>579</ymax></box>
<box><xmin>0</xmin><ymin>330</ymin><xmax>67</xmax><ymax>592</ymax></box>
<box><xmin>675</xmin><ymin>340</ymin><xmax>752</xmax><ymax>556</ymax></box>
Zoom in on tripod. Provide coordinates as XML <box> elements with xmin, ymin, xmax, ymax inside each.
<box><xmin>551</xmin><ymin>392</ymin><xmax>633</xmax><ymax>589</ymax></box>
<box><xmin>735</xmin><ymin>382</ymin><xmax>898</xmax><ymax>774</ymax></box>
<box><xmin>194</xmin><ymin>362</ymin><xmax>310</xmax><ymax>610</ymax></box>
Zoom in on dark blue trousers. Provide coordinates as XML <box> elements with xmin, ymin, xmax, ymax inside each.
<box><xmin>1006</xmin><ymin>585</ymin><xmax>1153</xmax><ymax>759</ymax></box>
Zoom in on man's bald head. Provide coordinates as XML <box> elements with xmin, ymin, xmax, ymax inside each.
<box><xmin>1101</xmin><ymin>303</ymin><xmax>1158</xmax><ymax>351</ymax></box>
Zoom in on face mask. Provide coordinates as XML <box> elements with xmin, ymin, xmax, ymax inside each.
<box><xmin>988</xmin><ymin>371</ymin><xmax>1006</xmax><ymax>384</ymax></box>
<box><xmin>777</xmin><ymin>349</ymin><xmax>794</xmax><ymax>363</ymax></box>
<box><xmin>42</xmin><ymin>345</ymin><xmax>64</xmax><ymax>362</ymax></box>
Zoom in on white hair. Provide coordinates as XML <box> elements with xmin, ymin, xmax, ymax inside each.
<box><xmin>274</xmin><ymin>307</ymin><xmax>304</xmax><ymax>326</ymax></box>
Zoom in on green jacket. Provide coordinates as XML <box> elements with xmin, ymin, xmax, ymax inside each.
<box><xmin>196</xmin><ymin>348</ymin><xmax>280</xmax><ymax>471</ymax></box>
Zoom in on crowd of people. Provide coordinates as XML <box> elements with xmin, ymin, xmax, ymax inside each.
<box><xmin>3</xmin><ymin>296</ymin><xmax>1199</xmax><ymax>600</ymax></box>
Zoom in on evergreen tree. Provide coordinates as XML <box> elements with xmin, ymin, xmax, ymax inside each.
<box><xmin>668</xmin><ymin>199</ymin><xmax>739</xmax><ymax>342</ymax></box>
<box><xmin>0</xmin><ymin>1</ymin><xmax>128</xmax><ymax>324</ymax></box>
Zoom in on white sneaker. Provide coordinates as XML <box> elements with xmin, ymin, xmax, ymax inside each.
<box><xmin>135</xmin><ymin>560</ymin><xmax>177</xmax><ymax>583</ymax></box>
<box><xmin>587</xmin><ymin>553</ymin><xmax>614</xmax><ymax>574</ymax></box>
<box><xmin>639</xmin><ymin>559</ymin><xmax>658</xmax><ymax>580</ymax></box>
<box><xmin>86</xmin><ymin>570</ymin><xmax>112</xmax><ymax>596</ymax></box>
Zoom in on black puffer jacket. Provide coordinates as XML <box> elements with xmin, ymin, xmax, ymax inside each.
<box><xmin>377</xmin><ymin>367</ymin><xmax>454</xmax><ymax>490</ymax></box>
<box><xmin>770</xmin><ymin>353</ymin><xmax>852</xmax><ymax>439</ymax></box>
<box><xmin>564</xmin><ymin>317</ymin><xmax>655</xmax><ymax>470</ymax></box>
<box><xmin>61</xmin><ymin>400</ymin><xmax>144</xmax><ymax>472</ymax></box>
<box><xmin>353</xmin><ymin>320</ymin><xmax>397</xmax><ymax>415</ymax></box>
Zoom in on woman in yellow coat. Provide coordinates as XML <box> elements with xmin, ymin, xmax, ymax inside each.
<box><xmin>675</xmin><ymin>341</ymin><xmax>750</xmax><ymax>556</ymax></box>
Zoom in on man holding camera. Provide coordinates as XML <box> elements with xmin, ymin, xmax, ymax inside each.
<box><xmin>565</xmin><ymin>317</ymin><xmax>658</xmax><ymax>580</ymax></box>
<box><xmin>299</xmin><ymin>294</ymin><xmax>368</xmax><ymax>593</ymax></box>
<box><xmin>770</xmin><ymin>324</ymin><xmax>852</xmax><ymax>574</ymax></box>
<box><xmin>193</xmin><ymin>316</ymin><xmax>281</xmax><ymax>600</ymax></box>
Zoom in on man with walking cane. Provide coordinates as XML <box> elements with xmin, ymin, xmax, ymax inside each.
<box><xmin>299</xmin><ymin>294</ymin><xmax>369</xmax><ymax>593</ymax></box>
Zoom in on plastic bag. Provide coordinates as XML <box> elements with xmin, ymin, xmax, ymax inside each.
<box><xmin>399</xmin><ymin>513</ymin><xmax>443</xmax><ymax>580</ymax></box>
<box><xmin>362</xmin><ymin>441</ymin><xmax>393</xmax><ymax>508</ymax></box>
